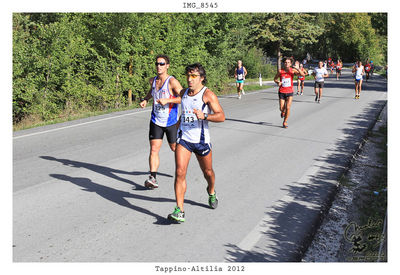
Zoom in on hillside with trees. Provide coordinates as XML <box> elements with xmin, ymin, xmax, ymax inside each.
<box><xmin>12</xmin><ymin>13</ymin><xmax>387</xmax><ymax>128</ymax></box>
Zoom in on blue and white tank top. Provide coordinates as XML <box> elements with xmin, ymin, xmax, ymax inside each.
<box><xmin>150</xmin><ymin>75</ymin><xmax>179</xmax><ymax>127</ymax></box>
<box><xmin>236</xmin><ymin>66</ymin><xmax>244</xmax><ymax>81</ymax></box>
<box><xmin>355</xmin><ymin>66</ymin><xmax>364</xmax><ymax>80</ymax></box>
<box><xmin>179</xmin><ymin>87</ymin><xmax>210</xmax><ymax>143</ymax></box>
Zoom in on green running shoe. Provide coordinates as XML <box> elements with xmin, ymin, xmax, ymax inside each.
<box><xmin>207</xmin><ymin>188</ymin><xmax>218</xmax><ymax>209</ymax></box>
<box><xmin>167</xmin><ymin>206</ymin><xmax>185</xmax><ymax>222</ymax></box>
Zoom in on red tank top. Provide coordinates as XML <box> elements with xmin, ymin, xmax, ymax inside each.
<box><xmin>279</xmin><ymin>68</ymin><xmax>294</xmax><ymax>93</ymax></box>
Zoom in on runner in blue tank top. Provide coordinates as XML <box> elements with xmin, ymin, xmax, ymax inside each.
<box><xmin>140</xmin><ymin>55</ymin><xmax>183</xmax><ymax>189</ymax></box>
<box><xmin>235</xmin><ymin>60</ymin><xmax>247</xmax><ymax>99</ymax></box>
<box><xmin>167</xmin><ymin>63</ymin><xmax>225</xmax><ymax>223</ymax></box>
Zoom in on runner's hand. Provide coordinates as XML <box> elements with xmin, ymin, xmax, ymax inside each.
<box><xmin>140</xmin><ymin>100</ymin><xmax>147</xmax><ymax>108</ymax></box>
<box><xmin>193</xmin><ymin>109</ymin><xmax>205</xmax><ymax>120</ymax></box>
<box><xmin>157</xmin><ymin>98</ymin><xmax>168</xmax><ymax>106</ymax></box>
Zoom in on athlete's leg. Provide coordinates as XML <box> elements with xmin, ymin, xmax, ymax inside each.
<box><xmin>284</xmin><ymin>96</ymin><xmax>293</xmax><ymax>122</ymax></box>
<box><xmin>239</xmin><ymin>83</ymin><xmax>244</xmax><ymax>94</ymax></box>
<box><xmin>149</xmin><ymin>139</ymin><xmax>162</xmax><ymax>173</ymax></box>
<box><xmin>297</xmin><ymin>80</ymin><xmax>301</xmax><ymax>94</ymax></box>
<box><xmin>355</xmin><ymin>80</ymin><xmax>359</xmax><ymax>97</ymax></box>
<box><xmin>314</xmin><ymin>86</ymin><xmax>319</xmax><ymax>101</ymax></box>
<box><xmin>319</xmin><ymin>87</ymin><xmax>323</xmax><ymax>100</ymax></box>
<box><xmin>174</xmin><ymin>144</ymin><xmax>192</xmax><ymax>211</ymax></box>
<box><xmin>279</xmin><ymin>98</ymin><xmax>286</xmax><ymax>115</ymax></box>
<box><xmin>358</xmin><ymin>80</ymin><xmax>363</xmax><ymax>95</ymax></box>
<box><xmin>236</xmin><ymin>82</ymin><xmax>241</xmax><ymax>97</ymax></box>
<box><xmin>196</xmin><ymin>151</ymin><xmax>215</xmax><ymax>195</ymax></box>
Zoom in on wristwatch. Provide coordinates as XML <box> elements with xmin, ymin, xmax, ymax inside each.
<box><xmin>204</xmin><ymin>113</ymin><xmax>208</xmax><ymax>120</ymax></box>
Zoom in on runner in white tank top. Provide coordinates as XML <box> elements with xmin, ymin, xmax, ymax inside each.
<box><xmin>150</xmin><ymin>75</ymin><xmax>179</xmax><ymax>127</ymax></box>
<box><xmin>179</xmin><ymin>86</ymin><xmax>210</xmax><ymax>144</ymax></box>
<box><xmin>139</xmin><ymin>55</ymin><xmax>183</xmax><ymax>189</ymax></box>
<box><xmin>168</xmin><ymin>63</ymin><xmax>225</xmax><ymax>223</ymax></box>
<box><xmin>352</xmin><ymin>61</ymin><xmax>365</xmax><ymax>99</ymax></box>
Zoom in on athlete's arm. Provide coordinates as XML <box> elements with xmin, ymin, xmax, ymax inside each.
<box><xmin>193</xmin><ymin>89</ymin><xmax>225</xmax><ymax>122</ymax></box>
<box><xmin>274</xmin><ymin>72</ymin><xmax>281</xmax><ymax>86</ymax></box>
<box><xmin>140</xmin><ymin>77</ymin><xmax>154</xmax><ymax>108</ymax></box>
<box><xmin>157</xmin><ymin>78</ymin><xmax>183</xmax><ymax>106</ymax></box>
<box><xmin>292</xmin><ymin>67</ymin><xmax>305</xmax><ymax>77</ymax></box>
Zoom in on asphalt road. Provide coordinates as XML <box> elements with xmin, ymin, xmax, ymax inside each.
<box><xmin>13</xmin><ymin>70</ymin><xmax>387</xmax><ymax>262</ymax></box>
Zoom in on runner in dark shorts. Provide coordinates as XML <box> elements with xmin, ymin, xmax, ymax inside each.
<box><xmin>274</xmin><ymin>57</ymin><xmax>305</xmax><ymax>128</ymax></box>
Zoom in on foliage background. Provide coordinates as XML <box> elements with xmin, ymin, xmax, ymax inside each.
<box><xmin>12</xmin><ymin>13</ymin><xmax>387</xmax><ymax>127</ymax></box>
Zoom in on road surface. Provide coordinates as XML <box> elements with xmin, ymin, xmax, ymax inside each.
<box><xmin>13</xmin><ymin>70</ymin><xmax>387</xmax><ymax>262</ymax></box>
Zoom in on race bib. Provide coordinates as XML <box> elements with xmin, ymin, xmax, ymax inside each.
<box><xmin>181</xmin><ymin>111</ymin><xmax>198</xmax><ymax>129</ymax></box>
<box><xmin>154</xmin><ymin>103</ymin><xmax>168</xmax><ymax>119</ymax></box>
<box><xmin>282</xmin><ymin>77</ymin><xmax>291</xmax><ymax>87</ymax></box>
<box><xmin>237</xmin><ymin>74</ymin><xmax>243</xmax><ymax>80</ymax></box>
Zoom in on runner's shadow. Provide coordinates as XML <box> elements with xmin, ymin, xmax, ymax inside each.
<box><xmin>50</xmin><ymin>174</ymin><xmax>208</xmax><ymax>225</ymax></box>
<box><xmin>40</xmin><ymin>156</ymin><xmax>172</xmax><ymax>191</ymax></box>
<box><xmin>225</xmin><ymin>118</ymin><xmax>282</xmax><ymax>128</ymax></box>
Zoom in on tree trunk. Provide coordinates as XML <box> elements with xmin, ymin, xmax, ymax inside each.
<box><xmin>277</xmin><ymin>41</ymin><xmax>282</xmax><ymax>72</ymax></box>
<box><xmin>128</xmin><ymin>57</ymin><xmax>133</xmax><ymax>106</ymax></box>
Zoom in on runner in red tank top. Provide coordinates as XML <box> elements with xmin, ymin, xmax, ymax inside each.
<box><xmin>274</xmin><ymin>57</ymin><xmax>305</xmax><ymax>128</ymax></box>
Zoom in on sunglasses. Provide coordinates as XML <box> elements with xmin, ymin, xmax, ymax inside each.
<box><xmin>155</xmin><ymin>62</ymin><xmax>166</xmax><ymax>66</ymax></box>
<box><xmin>187</xmin><ymin>74</ymin><xmax>200</xmax><ymax>79</ymax></box>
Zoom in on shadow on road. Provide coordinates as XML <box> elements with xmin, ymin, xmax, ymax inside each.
<box><xmin>49</xmin><ymin>174</ymin><xmax>209</xmax><ymax>225</ymax></box>
<box><xmin>225</xmin><ymin>98</ymin><xmax>387</xmax><ymax>262</ymax></box>
<box><xmin>225</xmin><ymin>118</ymin><xmax>282</xmax><ymax>128</ymax></box>
<box><xmin>40</xmin><ymin>156</ymin><xmax>172</xmax><ymax>191</ymax></box>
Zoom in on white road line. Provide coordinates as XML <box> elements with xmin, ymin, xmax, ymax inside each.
<box><xmin>13</xmin><ymin>108</ymin><xmax>151</xmax><ymax>140</ymax></box>
<box><xmin>13</xmin><ymin>88</ymin><xmax>274</xmax><ymax>140</ymax></box>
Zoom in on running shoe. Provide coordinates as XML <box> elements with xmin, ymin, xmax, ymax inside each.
<box><xmin>144</xmin><ymin>175</ymin><xmax>158</xmax><ymax>189</ymax></box>
<box><xmin>300</xmin><ymin>92</ymin><xmax>303</xmax><ymax>96</ymax></box>
<box><xmin>242</xmin><ymin>90</ymin><xmax>245</xmax><ymax>95</ymax></box>
<box><xmin>238</xmin><ymin>95</ymin><xmax>241</xmax><ymax>99</ymax></box>
<box><xmin>318</xmin><ymin>99</ymin><xmax>320</xmax><ymax>103</ymax></box>
<box><xmin>167</xmin><ymin>206</ymin><xmax>185</xmax><ymax>222</ymax></box>
<box><xmin>207</xmin><ymin>188</ymin><xmax>218</xmax><ymax>209</ymax></box>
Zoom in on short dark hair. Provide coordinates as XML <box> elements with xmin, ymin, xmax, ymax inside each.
<box><xmin>283</xmin><ymin>57</ymin><xmax>293</xmax><ymax>63</ymax></box>
<box><xmin>156</xmin><ymin>54</ymin><xmax>170</xmax><ymax>64</ymax></box>
<box><xmin>185</xmin><ymin>63</ymin><xmax>207</xmax><ymax>85</ymax></box>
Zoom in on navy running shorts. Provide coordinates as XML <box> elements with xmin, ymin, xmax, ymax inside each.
<box><xmin>178</xmin><ymin>138</ymin><xmax>212</xmax><ymax>156</ymax></box>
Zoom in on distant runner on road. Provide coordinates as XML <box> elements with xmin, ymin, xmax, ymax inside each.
<box><xmin>352</xmin><ymin>61</ymin><xmax>365</xmax><ymax>99</ymax></box>
<box><xmin>312</xmin><ymin>61</ymin><xmax>329</xmax><ymax>103</ymax></box>
<box><xmin>234</xmin><ymin>60</ymin><xmax>247</xmax><ymax>99</ymax></box>
<box><xmin>140</xmin><ymin>55</ymin><xmax>183</xmax><ymax>189</ymax></box>
<box><xmin>364</xmin><ymin>61</ymin><xmax>371</xmax><ymax>82</ymax></box>
<box><xmin>296</xmin><ymin>63</ymin><xmax>308</xmax><ymax>96</ymax></box>
<box><xmin>168</xmin><ymin>63</ymin><xmax>225</xmax><ymax>223</ymax></box>
<box><xmin>274</xmin><ymin>57</ymin><xmax>305</xmax><ymax>128</ymax></box>
<box><xmin>336</xmin><ymin>59</ymin><xmax>343</xmax><ymax>80</ymax></box>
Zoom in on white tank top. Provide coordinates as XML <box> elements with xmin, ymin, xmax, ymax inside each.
<box><xmin>355</xmin><ymin>66</ymin><xmax>364</xmax><ymax>80</ymax></box>
<box><xmin>179</xmin><ymin>87</ymin><xmax>210</xmax><ymax>143</ymax></box>
<box><xmin>151</xmin><ymin>75</ymin><xmax>179</xmax><ymax>127</ymax></box>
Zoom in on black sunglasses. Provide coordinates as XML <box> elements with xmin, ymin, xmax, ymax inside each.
<box><xmin>155</xmin><ymin>62</ymin><xmax>166</xmax><ymax>66</ymax></box>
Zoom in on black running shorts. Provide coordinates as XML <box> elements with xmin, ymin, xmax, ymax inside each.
<box><xmin>314</xmin><ymin>81</ymin><xmax>324</xmax><ymax>88</ymax></box>
<box><xmin>278</xmin><ymin>92</ymin><xmax>293</xmax><ymax>100</ymax></box>
<box><xmin>149</xmin><ymin>121</ymin><xmax>178</xmax><ymax>144</ymax></box>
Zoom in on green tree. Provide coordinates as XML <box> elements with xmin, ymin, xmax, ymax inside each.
<box><xmin>250</xmin><ymin>13</ymin><xmax>323</xmax><ymax>70</ymax></box>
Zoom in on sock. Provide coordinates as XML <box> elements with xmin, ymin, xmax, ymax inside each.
<box><xmin>150</xmin><ymin>171</ymin><xmax>157</xmax><ymax>178</ymax></box>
